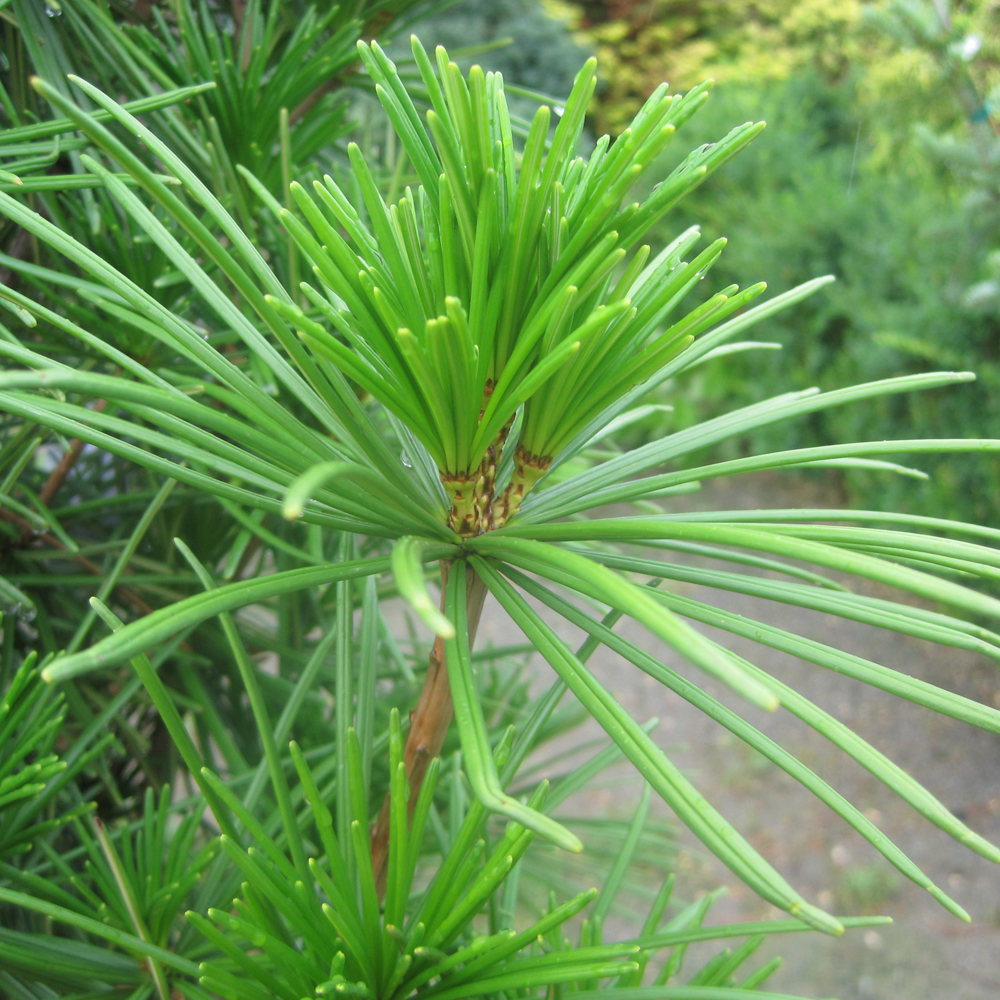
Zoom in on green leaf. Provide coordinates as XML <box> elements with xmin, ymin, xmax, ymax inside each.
<box><xmin>593</xmin><ymin>783</ymin><xmax>652</xmax><ymax>922</ymax></box>
<box><xmin>443</xmin><ymin>560</ymin><xmax>583</xmax><ymax>852</ymax></box>
<box><xmin>175</xmin><ymin>539</ymin><xmax>309</xmax><ymax>881</ymax></box>
<box><xmin>581</xmin><ymin>548</ymin><xmax>1000</xmax><ymax>661</ymax></box>
<box><xmin>391</xmin><ymin>537</ymin><xmax>455</xmax><ymax>638</ymax></box>
<box><xmin>0</xmin><ymin>82</ymin><xmax>217</xmax><ymax>144</ymax></box>
<box><xmin>524</xmin><ymin>439</ymin><xmax>1000</xmax><ymax>523</ymax></box>
<box><xmin>528</xmin><ymin>372</ymin><xmax>976</xmax><ymax>512</ymax></box>
<box><xmin>501</xmin><ymin>519</ymin><xmax>1000</xmax><ymax>621</ymax></box>
<box><xmin>470</xmin><ymin>535</ymin><xmax>779</xmax><ymax>711</ymax></box>
<box><xmin>89</xmin><ymin>598</ymin><xmax>238</xmax><ymax>841</ymax></box>
<box><xmin>509</xmin><ymin>567</ymin><xmax>970</xmax><ymax>920</ymax></box>
<box><xmin>41</xmin><ymin>554</ymin><xmax>422</xmax><ymax>682</ymax></box>
<box><xmin>470</xmin><ymin>555</ymin><xmax>843</xmax><ymax>936</ymax></box>
<box><xmin>0</xmin><ymin>887</ymin><xmax>200</xmax><ymax>977</ymax></box>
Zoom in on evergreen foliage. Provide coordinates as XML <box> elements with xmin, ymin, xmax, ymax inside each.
<box><xmin>0</xmin><ymin>3</ymin><xmax>997</xmax><ymax>998</ymax></box>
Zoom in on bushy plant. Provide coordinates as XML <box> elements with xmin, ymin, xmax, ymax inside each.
<box><xmin>1</xmin><ymin>4</ymin><xmax>1000</xmax><ymax>998</ymax></box>
<box><xmin>559</xmin><ymin>0</ymin><xmax>865</xmax><ymax>135</ymax></box>
<box><xmin>390</xmin><ymin>0</ymin><xmax>592</xmax><ymax>111</ymax></box>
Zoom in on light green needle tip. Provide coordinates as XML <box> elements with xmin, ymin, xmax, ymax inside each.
<box><xmin>791</xmin><ymin>901</ymin><xmax>844</xmax><ymax>937</ymax></box>
<box><xmin>929</xmin><ymin>884</ymin><xmax>971</xmax><ymax>922</ymax></box>
<box><xmin>416</xmin><ymin>599</ymin><xmax>456</xmax><ymax>639</ymax></box>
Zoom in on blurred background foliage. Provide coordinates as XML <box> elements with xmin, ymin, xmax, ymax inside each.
<box><xmin>564</xmin><ymin>0</ymin><xmax>1000</xmax><ymax>525</ymax></box>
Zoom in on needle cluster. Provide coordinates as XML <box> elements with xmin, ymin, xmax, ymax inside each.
<box><xmin>270</xmin><ymin>39</ymin><xmax>764</xmax><ymax>532</ymax></box>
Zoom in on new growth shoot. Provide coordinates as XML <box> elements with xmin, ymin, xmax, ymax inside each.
<box><xmin>271</xmin><ymin>38</ymin><xmax>765</xmax><ymax>535</ymax></box>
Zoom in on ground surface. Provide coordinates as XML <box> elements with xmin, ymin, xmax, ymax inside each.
<box><xmin>473</xmin><ymin>472</ymin><xmax>1000</xmax><ymax>1000</ymax></box>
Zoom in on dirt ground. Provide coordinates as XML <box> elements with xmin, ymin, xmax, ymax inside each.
<box><xmin>473</xmin><ymin>472</ymin><xmax>1000</xmax><ymax>1000</ymax></box>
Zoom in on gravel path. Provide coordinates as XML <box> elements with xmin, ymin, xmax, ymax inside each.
<box><xmin>473</xmin><ymin>472</ymin><xmax>1000</xmax><ymax>1000</ymax></box>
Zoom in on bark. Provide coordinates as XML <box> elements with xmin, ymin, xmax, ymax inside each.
<box><xmin>370</xmin><ymin>559</ymin><xmax>488</xmax><ymax>899</ymax></box>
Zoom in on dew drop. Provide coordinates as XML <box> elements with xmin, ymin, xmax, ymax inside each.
<box><xmin>400</xmin><ymin>450</ymin><xmax>412</xmax><ymax>468</ymax></box>
<box><xmin>2</xmin><ymin>601</ymin><xmax>35</xmax><ymax>623</ymax></box>
<box><xmin>44</xmin><ymin>1</ymin><xmax>62</xmax><ymax>15</ymax></box>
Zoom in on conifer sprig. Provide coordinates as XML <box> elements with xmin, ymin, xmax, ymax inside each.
<box><xmin>277</xmin><ymin>39</ymin><xmax>763</xmax><ymax>529</ymax></box>
<box><xmin>3</xmin><ymin>42</ymin><xmax>1000</xmax><ymax>940</ymax></box>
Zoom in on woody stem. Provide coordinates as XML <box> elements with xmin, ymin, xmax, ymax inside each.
<box><xmin>39</xmin><ymin>398</ymin><xmax>108</xmax><ymax>507</ymax></box>
<box><xmin>370</xmin><ymin>559</ymin><xmax>488</xmax><ymax>899</ymax></box>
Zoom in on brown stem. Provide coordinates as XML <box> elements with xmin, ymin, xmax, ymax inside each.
<box><xmin>232</xmin><ymin>0</ymin><xmax>248</xmax><ymax>38</ymax></box>
<box><xmin>0</xmin><ymin>507</ymin><xmax>154</xmax><ymax>618</ymax></box>
<box><xmin>370</xmin><ymin>560</ymin><xmax>488</xmax><ymax>899</ymax></box>
<box><xmin>289</xmin><ymin>11</ymin><xmax>402</xmax><ymax>124</ymax></box>
<box><xmin>39</xmin><ymin>399</ymin><xmax>107</xmax><ymax>507</ymax></box>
